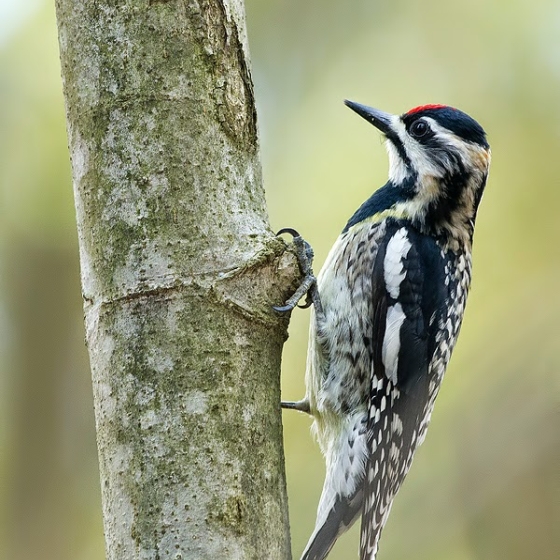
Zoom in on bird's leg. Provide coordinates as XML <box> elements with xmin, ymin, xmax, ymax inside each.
<box><xmin>274</xmin><ymin>229</ymin><xmax>321</xmax><ymax>417</ymax></box>
<box><xmin>273</xmin><ymin>228</ymin><xmax>323</xmax><ymax>317</ymax></box>
<box><xmin>281</xmin><ymin>399</ymin><xmax>311</xmax><ymax>414</ymax></box>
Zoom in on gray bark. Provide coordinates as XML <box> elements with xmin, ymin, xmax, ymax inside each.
<box><xmin>55</xmin><ymin>1</ymin><xmax>296</xmax><ymax>558</ymax></box>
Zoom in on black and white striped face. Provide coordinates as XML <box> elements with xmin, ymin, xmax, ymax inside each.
<box><xmin>344</xmin><ymin>101</ymin><xmax>491</xmax><ymax>241</ymax></box>
<box><xmin>345</xmin><ymin>101</ymin><xmax>490</xmax><ymax>183</ymax></box>
<box><xmin>392</xmin><ymin>105</ymin><xmax>489</xmax><ymax>184</ymax></box>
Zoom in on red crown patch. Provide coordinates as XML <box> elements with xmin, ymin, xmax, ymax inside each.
<box><xmin>406</xmin><ymin>104</ymin><xmax>449</xmax><ymax>115</ymax></box>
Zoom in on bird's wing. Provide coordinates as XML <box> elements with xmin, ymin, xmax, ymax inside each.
<box><xmin>360</xmin><ymin>223</ymin><xmax>445</xmax><ymax>560</ymax></box>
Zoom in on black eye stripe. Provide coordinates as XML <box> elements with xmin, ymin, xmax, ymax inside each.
<box><xmin>385</xmin><ymin>130</ymin><xmax>411</xmax><ymax>167</ymax></box>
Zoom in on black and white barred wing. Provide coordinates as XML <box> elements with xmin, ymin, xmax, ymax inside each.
<box><xmin>360</xmin><ymin>224</ymin><xmax>444</xmax><ymax>560</ymax></box>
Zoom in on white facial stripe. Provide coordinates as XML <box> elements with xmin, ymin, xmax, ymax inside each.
<box><xmin>402</xmin><ymin>121</ymin><xmax>443</xmax><ymax>177</ymax></box>
<box><xmin>382</xmin><ymin>303</ymin><xmax>406</xmax><ymax>384</ymax></box>
<box><xmin>386</xmin><ymin>115</ymin><xmax>442</xmax><ymax>180</ymax></box>
<box><xmin>425</xmin><ymin>118</ymin><xmax>469</xmax><ymax>151</ymax></box>
<box><xmin>385</xmin><ymin>140</ymin><xmax>409</xmax><ymax>184</ymax></box>
<box><xmin>386</xmin><ymin>116</ymin><xmax>410</xmax><ymax>184</ymax></box>
<box><xmin>426</xmin><ymin>118</ymin><xmax>491</xmax><ymax>175</ymax></box>
<box><xmin>389</xmin><ymin>115</ymin><xmax>407</xmax><ymax>138</ymax></box>
<box><xmin>386</xmin><ymin>113</ymin><xmax>490</xmax><ymax>183</ymax></box>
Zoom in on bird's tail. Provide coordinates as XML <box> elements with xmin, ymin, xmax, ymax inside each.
<box><xmin>301</xmin><ymin>490</ymin><xmax>363</xmax><ymax>560</ymax></box>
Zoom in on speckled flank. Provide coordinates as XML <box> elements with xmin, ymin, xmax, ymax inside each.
<box><xmin>303</xmin><ymin>219</ymin><xmax>474</xmax><ymax>560</ymax></box>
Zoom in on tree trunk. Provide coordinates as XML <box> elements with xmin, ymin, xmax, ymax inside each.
<box><xmin>55</xmin><ymin>1</ymin><xmax>296</xmax><ymax>558</ymax></box>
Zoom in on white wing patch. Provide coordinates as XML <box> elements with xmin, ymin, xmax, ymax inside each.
<box><xmin>382</xmin><ymin>228</ymin><xmax>412</xmax><ymax>383</ymax></box>
<box><xmin>382</xmin><ymin>303</ymin><xmax>406</xmax><ymax>384</ymax></box>
<box><xmin>383</xmin><ymin>228</ymin><xmax>412</xmax><ymax>298</ymax></box>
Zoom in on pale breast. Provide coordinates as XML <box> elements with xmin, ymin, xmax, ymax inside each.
<box><xmin>306</xmin><ymin>222</ymin><xmax>386</xmax><ymax>416</ymax></box>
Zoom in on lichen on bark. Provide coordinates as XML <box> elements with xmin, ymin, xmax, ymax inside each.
<box><xmin>55</xmin><ymin>0</ymin><xmax>296</xmax><ymax>558</ymax></box>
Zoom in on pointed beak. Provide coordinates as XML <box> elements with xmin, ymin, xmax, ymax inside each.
<box><xmin>344</xmin><ymin>100</ymin><xmax>394</xmax><ymax>134</ymax></box>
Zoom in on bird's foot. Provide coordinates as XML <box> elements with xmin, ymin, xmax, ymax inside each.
<box><xmin>273</xmin><ymin>228</ymin><xmax>322</xmax><ymax>314</ymax></box>
<box><xmin>281</xmin><ymin>399</ymin><xmax>311</xmax><ymax>415</ymax></box>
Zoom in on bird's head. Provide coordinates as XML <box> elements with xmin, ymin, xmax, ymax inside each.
<box><xmin>345</xmin><ymin>100</ymin><xmax>491</xmax><ymax>248</ymax></box>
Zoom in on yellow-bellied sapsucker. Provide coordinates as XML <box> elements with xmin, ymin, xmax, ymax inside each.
<box><xmin>275</xmin><ymin>101</ymin><xmax>491</xmax><ymax>560</ymax></box>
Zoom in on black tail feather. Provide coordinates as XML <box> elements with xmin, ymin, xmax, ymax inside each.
<box><xmin>301</xmin><ymin>489</ymin><xmax>363</xmax><ymax>560</ymax></box>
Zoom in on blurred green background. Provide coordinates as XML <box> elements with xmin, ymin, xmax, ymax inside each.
<box><xmin>1</xmin><ymin>1</ymin><xmax>558</xmax><ymax>559</ymax></box>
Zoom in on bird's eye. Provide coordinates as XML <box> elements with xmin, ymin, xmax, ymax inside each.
<box><xmin>410</xmin><ymin>120</ymin><xmax>429</xmax><ymax>138</ymax></box>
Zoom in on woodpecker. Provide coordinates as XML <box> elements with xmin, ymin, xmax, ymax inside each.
<box><xmin>275</xmin><ymin>101</ymin><xmax>490</xmax><ymax>560</ymax></box>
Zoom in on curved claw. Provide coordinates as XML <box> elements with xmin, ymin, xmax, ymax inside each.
<box><xmin>297</xmin><ymin>295</ymin><xmax>313</xmax><ymax>309</ymax></box>
<box><xmin>272</xmin><ymin>304</ymin><xmax>295</xmax><ymax>313</ymax></box>
<box><xmin>273</xmin><ymin>227</ymin><xmax>322</xmax><ymax>315</ymax></box>
<box><xmin>276</xmin><ymin>227</ymin><xmax>301</xmax><ymax>238</ymax></box>
<box><xmin>273</xmin><ymin>273</ymin><xmax>316</xmax><ymax>314</ymax></box>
